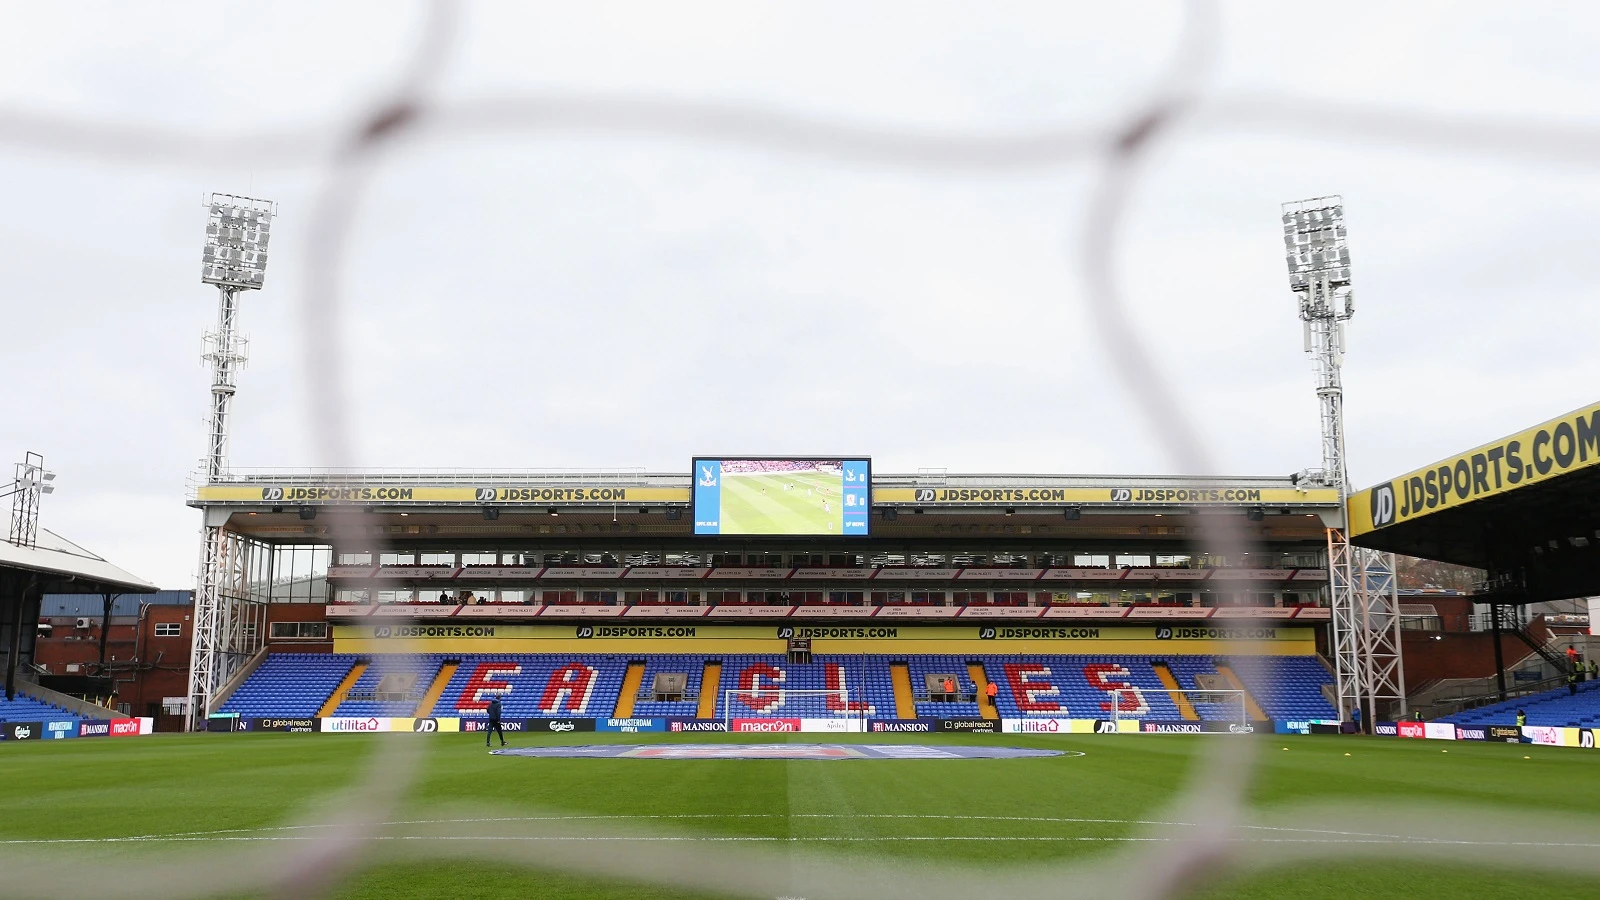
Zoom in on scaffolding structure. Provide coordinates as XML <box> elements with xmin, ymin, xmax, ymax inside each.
<box><xmin>6</xmin><ymin>453</ymin><xmax>54</xmax><ymax>549</ymax></box>
<box><xmin>187</xmin><ymin>194</ymin><xmax>274</xmax><ymax>731</ymax></box>
<box><xmin>1284</xmin><ymin>195</ymin><xmax>1405</xmax><ymax>722</ymax></box>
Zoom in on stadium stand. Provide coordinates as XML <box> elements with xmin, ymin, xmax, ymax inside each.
<box><xmin>0</xmin><ymin>692</ymin><xmax>74</xmax><ymax>723</ymax></box>
<box><xmin>629</xmin><ymin>655</ymin><xmax>706</xmax><ymax>719</ymax></box>
<box><xmin>1445</xmin><ymin>683</ymin><xmax>1600</xmax><ymax>728</ymax></box>
<box><xmin>218</xmin><ymin>653</ymin><xmax>1339</xmax><ymax>723</ymax></box>
<box><xmin>1223</xmin><ymin>656</ymin><xmax>1339</xmax><ymax>721</ymax></box>
<box><xmin>991</xmin><ymin>655</ymin><xmax>1176</xmax><ymax>719</ymax></box>
<box><xmin>707</xmin><ymin>655</ymin><xmax>892</xmax><ymax>720</ymax></box>
<box><xmin>219</xmin><ymin>654</ymin><xmax>358</xmax><ymax>718</ymax></box>
<box><xmin>906</xmin><ymin>655</ymin><xmax>982</xmax><ymax>717</ymax></box>
<box><xmin>437</xmin><ymin>655</ymin><xmax>630</xmax><ymax>720</ymax></box>
<box><xmin>333</xmin><ymin>656</ymin><xmax>446</xmax><ymax>717</ymax></box>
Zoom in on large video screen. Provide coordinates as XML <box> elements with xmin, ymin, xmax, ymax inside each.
<box><xmin>693</xmin><ymin>458</ymin><xmax>871</xmax><ymax>536</ymax></box>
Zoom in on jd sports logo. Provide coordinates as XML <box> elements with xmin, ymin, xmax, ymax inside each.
<box><xmin>1095</xmin><ymin>720</ymin><xmax>1118</xmax><ymax>733</ymax></box>
<box><xmin>776</xmin><ymin>626</ymin><xmax>795</xmax><ymax>639</ymax></box>
<box><xmin>475</xmin><ymin>487</ymin><xmax>496</xmax><ymax>502</ymax></box>
<box><xmin>373</xmin><ymin>626</ymin><xmax>392</xmax><ymax>638</ymax></box>
<box><xmin>412</xmin><ymin>718</ymin><xmax>438</xmax><ymax>732</ymax></box>
<box><xmin>1155</xmin><ymin>627</ymin><xmax>1173</xmax><ymax>640</ymax></box>
<box><xmin>1110</xmin><ymin>488</ymin><xmax>1132</xmax><ymax>502</ymax></box>
<box><xmin>576</xmin><ymin>626</ymin><xmax>594</xmax><ymax>638</ymax></box>
<box><xmin>914</xmin><ymin>488</ymin><xmax>936</xmax><ymax>502</ymax></box>
<box><xmin>261</xmin><ymin>487</ymin><xmax>285</xmax><ymax>501</ymax></box>
<box><xmin>1370</xmin><ymin>483</ymin><xmax>1396</xmax><ymax>528</ymax></box>
<box><xmin>1584</xmin><ymin>730</ymin><xmax>1596</xmax><ymax>750</ymax></box>
<box><xmin>979</xmin><ymin>627</ymin><xmax>996</xmax><ymax>640</ymax></box>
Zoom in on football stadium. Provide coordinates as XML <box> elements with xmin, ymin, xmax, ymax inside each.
<box><xmin>6</xmin><ymin>10</ymin><xmax>1600</xmax><ymax>898</ymax></box>
<box><xmin>7</xmin><ymin>414</ymin><xmax>1600</xmax><ymax>897</ymax></box>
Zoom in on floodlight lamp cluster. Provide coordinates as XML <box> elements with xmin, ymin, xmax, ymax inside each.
<box><xmin>202</xmin><ymin>194</ymin><xmax>275</xmax><ymax>289</ymax></box>
<box><xmin>18</xmin><ymin>463</ymin><xmax>56</xmax><ymax>495</ymax></box>
<box><xmin>1282</xmin><ymin>196</ymin><xmax>1351</xmax><ymax>292</ymax></box>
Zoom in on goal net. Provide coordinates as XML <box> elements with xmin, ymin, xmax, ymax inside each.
<box><xmin>1111</xmin><ymin>688</ymin><xmax>1250</xmax><ymax>731</ymax></box>
<box><xmin>722</xmin><ymin>688</ymin><xmax>866</xmax><ymax>733</ymax></box>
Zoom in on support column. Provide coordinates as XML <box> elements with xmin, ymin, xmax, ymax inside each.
<box><xmin>1491</xmin><ymin>603</ymin><xmax>1506</xmax><ymax>698</ymax></box>
<box><xmin>4</xmin><ymin>574</ymin><xmax>37</xmax><ymax>702</ymax></box>
<box><xmin>3</xmin><ymin>580</ymin><xmax>20</xmax><ymax>702</ymax></box>
<box><xmin>99</xmin><ymin>591</ymin><xmax>115</xmax><ymax>669</ymax></box>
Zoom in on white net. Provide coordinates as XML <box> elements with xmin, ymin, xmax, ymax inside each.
<box><xmin>1112</xmin><ymin>688</ymin><xmax>1248</xmax><ymax>730</ymax></box>
<box><xmin>10</xmin><ymin>3</ymin><xmax>1600</xmax><ymax>898</ymax></box>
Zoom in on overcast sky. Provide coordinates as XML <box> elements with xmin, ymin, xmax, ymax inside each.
<box><xmin>2</xmin><ymin>1</ymin><xmax>1598</xmax><ymax>588</ymax></box>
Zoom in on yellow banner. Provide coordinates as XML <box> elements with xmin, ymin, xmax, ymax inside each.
<box><xmin>872</xmin><ymin>487</ymin><xmax>1339</xmax><ymax>505</ymax></box>
<box><xmin>331</xmin><ymin>623</ymin><xmax>1315</xmax><ymax>656</ymax></box>
<box><xmin>1351</xmin><ymin>401</ymin><xmax>1600</xmax><ymax>536</ymax></box>
<box><xmin>199</xmin><ymin>482</ymin><xmax>1339</xmax><ymax>507</ymax></box>
<box><xmin>196</xmin><ymin>484</ymin><xmax>691</xmax><ymax>504</ymax></box>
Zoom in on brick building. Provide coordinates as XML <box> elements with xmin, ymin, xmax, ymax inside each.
<box><xmin>35</xmin><ymin>590</ymin><xmax>193</xmax><ymax>728</ymax></box>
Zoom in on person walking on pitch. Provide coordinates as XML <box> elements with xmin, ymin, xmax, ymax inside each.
<box><xmin>486</xmin><ymin>696</ymin><xmax>507</xmax><ymax>748</ymax></box>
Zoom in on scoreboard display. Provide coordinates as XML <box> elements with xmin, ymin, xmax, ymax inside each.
<box><xmin>693</xmin><ymin>458</ymin><xmax>870</xmax><ymax>536</ymax></box>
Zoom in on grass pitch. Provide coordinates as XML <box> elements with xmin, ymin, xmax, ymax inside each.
<box><xmin>4</xmin><ymin>732</ymin><xmax>1600</xmax><ymax>899</ymax></box>
<box><xmin>720</xmin><ymin>471</ymin><xmax>841</xmax><ymax>535</ymax></box>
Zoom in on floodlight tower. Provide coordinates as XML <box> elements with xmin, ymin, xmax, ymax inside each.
<box><xmin>1282</xmin><ymin>196</ymin><xmax>1405</xmax><ymax>725</ymax></box>
<box><xmin>6</xmin><ymin>452</ymin><xmax>56</xmax><ymax>548</ymax></box>
<box><xmin>188</xmin><ymin>193</ymin><xmax>274</xmax><ymax>731</ymax></box>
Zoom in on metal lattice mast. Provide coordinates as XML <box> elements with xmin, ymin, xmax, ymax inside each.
<box><xmin>188</xmin><ymin>193</ymin><xmax>274</xmax><ymax>732</ymax></box>
<box><xmin>7</xmin><ymin>453</ymin><xmax>55</xmax><ymax>548</ymax></box>
<box><xmin>1283</xmin><ymin>195</ymin><xmax>1405</xmax><ymax>723</ymax></box>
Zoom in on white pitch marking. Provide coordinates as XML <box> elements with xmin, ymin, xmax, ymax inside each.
<box><xmin>8</xmin><ymin>834</ymin><xmax>1600</xmax><ymax>848</ymax></box>
<box><xmin>2</xmin><ymin>813</ymin><xmax>1412</xmax><ymax>845</ymax></box>
<box><xmin>0</xmin><ymin>812</ymin><xmax>1591</xmax><ymax>850</ymax></box>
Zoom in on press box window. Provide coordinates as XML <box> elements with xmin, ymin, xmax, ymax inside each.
<box><xmin>154</xmin><ymin>623</ymin><xmax>182</xmax><ymax>637</ymax></box>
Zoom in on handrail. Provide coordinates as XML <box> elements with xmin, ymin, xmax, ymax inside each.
<box><xmin>1418</xmin><ymin>673</ymin><xmax>1572</xmax><ymax>721</ymax></box>
<box><xmin>1511</xmin><ymin>623</ymin><xmax>1574</xmax><ymax>675</ymax></box>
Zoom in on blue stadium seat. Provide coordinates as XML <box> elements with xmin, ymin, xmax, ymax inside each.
<box><xmin>1445</xmin><ymin>682</ymin><xmax>1600</xmax><ymax>728</ymax></box>
<box><xmin>0</xmin><ymin>692</ymin><xmax>74</xmax><ymax>722</ymax></box>
<box><xmin>215</xmin><ymin>652</ymin><xmax>1338</xmax><ymax>725</ymax></box>
<box><xmin>219</xmin><ymin>653</ymin><xmax>358</xmax><ymax>718</ymax></box>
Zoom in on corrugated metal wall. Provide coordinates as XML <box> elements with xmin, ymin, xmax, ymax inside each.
<box><xmin>42</xmin><ymin>590</ymin><xmax>192</xmax><ymax>617</ymax></box>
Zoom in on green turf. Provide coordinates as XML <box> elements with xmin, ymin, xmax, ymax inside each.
<box><xmin>720</xmin><ymin>471</ymin><xmax>842</xmax><ymax>535</ymax></box>
<box><xmin>3</xmin><ymin>732</ymin><xmax>1599</xmax><ymax>899</ymax></box>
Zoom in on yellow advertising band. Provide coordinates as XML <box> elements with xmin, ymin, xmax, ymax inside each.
<box><xmin>1352</xmin><ymin>400</ymin><xmax>1600</xmax><ymax>535</ymax></box>
<box><xmin>199</xmin><ymin>484</ymin><xmax>1340</xmax><ymax>507</ymax></box>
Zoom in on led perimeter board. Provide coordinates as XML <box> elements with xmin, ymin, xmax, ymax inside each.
<box><xmin>693</xmin><ymin>458</ymin><xmax>870</xmax><ymax>536</ymax></box>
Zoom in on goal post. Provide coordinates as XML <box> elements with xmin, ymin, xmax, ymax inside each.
<box><xmin>722</xmin><ymin>688</ymin><xmax>864</xmax><ymax>732</ymax></box>
<box><xmin>1111</xmin><ymin>688</ymin><xmax>1249</xmax><ymax>730</ymax></box>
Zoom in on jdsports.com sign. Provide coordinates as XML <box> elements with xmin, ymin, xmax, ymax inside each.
<box><xmin>876</xmin><ymin>486</ymin><xmax>1338</xmax><ymax>506</ymax></box>
<box><xmin>1351</xmin><ymin>401</ymin><xmax>1600</xmax><ymax>535</ymax></box>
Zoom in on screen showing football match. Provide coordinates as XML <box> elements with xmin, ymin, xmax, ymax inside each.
<box><xmin>693</xmin><ymin>458</ymin><xmax>870</xmax><ymax>536</ymax></box>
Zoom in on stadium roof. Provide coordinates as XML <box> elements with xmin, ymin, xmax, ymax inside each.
<box><xmin>190</xmin><ymin>470</ymin><xmax>1344</xmax><ymax>544</ymax></box>
<box><xmin>1349</xmin><ymin>400</ymin><xmax>1600</xmax><ymax>604</ymax></box>
<box><xmin>42</xmin><ymin>590</ymin><xmax>191</xmax><ymax>618</ymax></box>
<box><xmin>0</xmin><ymin>528</ymin><xmax>159</xmax><ymax>595</ymax></box>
